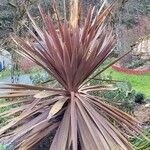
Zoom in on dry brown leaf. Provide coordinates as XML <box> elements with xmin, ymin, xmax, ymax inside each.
<box><xmin>48</xmin><ymin>98</ymin><xmax>68</xmax><ymax>119</ymax></box>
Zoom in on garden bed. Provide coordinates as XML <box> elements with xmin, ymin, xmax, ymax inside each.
<box><xmin>112</xmin><ymin>64</ymin><xmax>150</xmax><ymax>75</ymax></box>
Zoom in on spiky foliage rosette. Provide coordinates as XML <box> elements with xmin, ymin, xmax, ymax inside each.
<box><xmin>0</xmin><ymin>1</ymin><xmax>142</xmax><ymax>150</ymax></box>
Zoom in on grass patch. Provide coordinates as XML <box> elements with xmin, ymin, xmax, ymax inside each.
<box><xmin>102</xmin><ymin>68</ymin><xmax>150</xmax><ymax>99</ymax></box>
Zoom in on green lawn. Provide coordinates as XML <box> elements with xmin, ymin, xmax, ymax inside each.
<box><xmin>103</xmin><ymin>68</ymin><xmax>150</xmax><ymax>99</ymax></box>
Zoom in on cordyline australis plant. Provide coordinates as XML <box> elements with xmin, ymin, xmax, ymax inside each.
<box><xmin>0</xmin><ymin>1</ymin><xmax>143</xmax><ymax>150</ymax></box>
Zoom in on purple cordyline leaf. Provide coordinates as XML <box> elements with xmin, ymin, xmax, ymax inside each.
<box><xmin>76</xmin><ymin>94</ymin><xmax>133</xmax><ymax>150</ymax></box>
<box><xmin>50</xmin><ymin>105</ymin><xmax>70</xmax><ymax>150</ymax></box>
<box><xmin>71</xmin><ymin>92</ymin><xmax>78</xmax><ymax>150</ymax></box>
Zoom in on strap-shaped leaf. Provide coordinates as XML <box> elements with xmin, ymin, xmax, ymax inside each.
<box><xmin>0</xmin><ymin>1</ymin><xmax>145</xmax><ymax>150</ymax></box>
<box><xmin>34</xmin><ymin>91</ymin><xmax>59</xmax><ymax>98</ymax></box>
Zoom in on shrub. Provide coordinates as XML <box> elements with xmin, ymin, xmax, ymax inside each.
<box><xmin>30</xmin><ymin>72</ymin><xmax>50</xmax><ymax>84</ymax></box>
<box><xmin>130</xmin><ymin>127</ymin><xmax>150</xmax><ymax>150</ymax></box>
<box><xmin>97</xmin><ymin>81</ymin><xmax>135</xmax><ymax>114</ymax></box>
<box><xmin>135</xmin><ymin>92</ymin><xmax>145</xmax><ymax>104</ymax></box>
<box><xmin>0</xmin><ymin>144</ymin><xmax>10</xmax><ymax>150</ymax></box>
<box><xmin>0</xmin><ymin>1</ymin><xmax>144</xmax><ymax>150</ymax></box>
<box><xmin>19</xmin><ymin>58</ymin><xmax>36</xmax><ymax>73</ymax></box>
<box><xmin>125</xmin><ymin>59</ymin><xmax>146</xmax><ymax>69</ymax></box>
